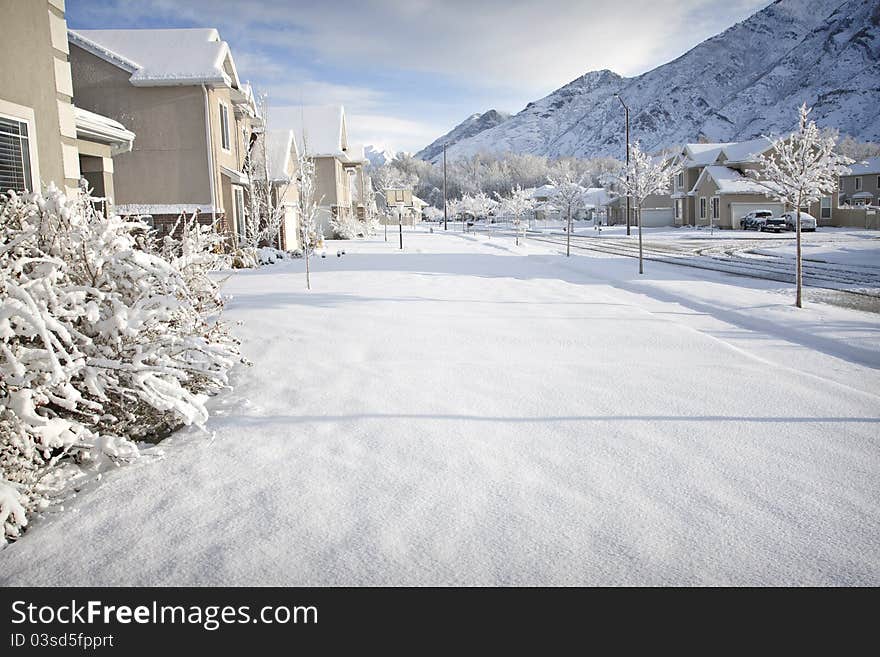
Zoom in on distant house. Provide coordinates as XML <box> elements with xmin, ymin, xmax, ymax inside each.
<box><xmin>839</xmin><ymin>157</ymin><xmax>880</xmax><ymax>207</ymax></box>
<box><xmin>292</xmin><ymin>105</ymin><xmax>357</xmax><ymax>237</ymax></box>
<box><xmin>67</xmin><ymin>27</ymin><xmax>260</xmax><ymax>240</ymax></box>
<box><xmin>253</xmin><ymin>129</ymin><xmax>300</xmax><ymax>250</ymax></box>
<box><xmin>0</xmin><ymin>1</ymin><xmax>133</xmax><ymax>202</ymax></box>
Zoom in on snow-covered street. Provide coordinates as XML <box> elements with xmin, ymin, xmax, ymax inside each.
<box><xmin>1</xmin><ymin>229</ymin><xmax>878</xmax><ymax>586</ymax></box>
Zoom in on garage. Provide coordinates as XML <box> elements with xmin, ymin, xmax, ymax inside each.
<box><xmin>729</xmin><ymin>201</ymin><xmax>783</xmax><ymax>229</ymax></box>
<box><xmin>639</xmin><ymin>207</ymin><xmax>675</xmax><ymax>227</ymax></box>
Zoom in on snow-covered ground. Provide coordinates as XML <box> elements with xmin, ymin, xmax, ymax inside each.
<box><xmin>1</xmin><ymin>229</ymin><xmax>878</xmax><ymax>586</ymax></box>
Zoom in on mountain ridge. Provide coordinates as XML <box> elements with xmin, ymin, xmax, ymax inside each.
<box><xmin>421</xmin><ymin>0</ymin><xmax>879</xmax><ymax>163</ymax></box>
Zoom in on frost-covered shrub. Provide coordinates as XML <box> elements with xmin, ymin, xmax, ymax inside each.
<box><xmin>330</xmin><ymin>212</ymin><xmax>364</xmax><ymax>240</ymax></box>
<box><xmin>0</xmin><ymin>188</ymin><xmax>239</xmax><ymax>544</ymax></box>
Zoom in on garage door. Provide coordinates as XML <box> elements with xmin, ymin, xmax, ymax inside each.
<box><xmin>640</xmin><ymin>208</ymin><xmax>674</xmax><ymax>227</ymax></box>
<box><xmin>730</xmin><ymin>202</ymin><xmax>783</xmax><ymax>229</ymax></box>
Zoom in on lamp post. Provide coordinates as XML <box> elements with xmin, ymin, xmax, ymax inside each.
<box><xmin>614</xmin><ymin>93</ymin><xmax>631</xmax><ymax>236</ymax></box>
<box><xmin>443</xmin><ymin>144</ymin><xmax>448</xmax><ymax>231</ymax></box>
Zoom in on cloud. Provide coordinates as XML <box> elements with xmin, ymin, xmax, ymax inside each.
<box><xmin>67</xmin><ymin>0</ymin><xmax>774</xmax><ymax>152</ymax></box>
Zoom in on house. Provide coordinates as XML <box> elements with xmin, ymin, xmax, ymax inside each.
<box><xmin>253</xmin><ymin>128</ymin><xmax>300</xmax><ymax>250</ymax></box>
<box><xmin>292</xmin><ymin>105</ymin><xmax>355</xmax><ymax>237</ymax></box>
<box><xmin>67</xmin><ymin>27</ymin><xmax>260</xmax><ymax>240</ymax></box>
<box><xmin>670</xmin><ymin>137</ymin><xmax>788</xmax><ymax>229</ymax></box>
<box><xmin>839</xmin><ymin>157</ymin><xmax>880</xmax><ymax>207</ymax></box>
<box><xmin>670</xmin><ymin>142</ymin><xmax>731</xmax><ymax>226</ymax></box>
<box><xmin>0</xmin><ymin>0</ymin><xmax>133</xmax><ymax>201</ymax></box>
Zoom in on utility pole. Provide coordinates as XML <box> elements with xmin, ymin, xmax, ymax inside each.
<box><xmin>615</xmin><ymin>94</ymin><xmax>631</xmax><ymax>236</ymax></box>
<box><xmin>443</xmin><ymin>144</ymin><xmax>448</xmax><ymax>231</ymax></box>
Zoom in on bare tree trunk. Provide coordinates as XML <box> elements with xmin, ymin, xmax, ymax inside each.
<box><xmin>566</xmin><ymin>206</ymin><xmax>571</xmax><ymax>257</ymax></box>
<box><xmin>795</xmin><ymin>191</ymin><xmax>803</xmax><ymax>308</ymax></box>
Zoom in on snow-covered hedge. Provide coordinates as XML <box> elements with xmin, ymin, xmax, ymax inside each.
<box><xmin>329</xmin><ymin>212</ymin><xmax>365</xmax><ymax>240</ymax></box>
<box><xmin>0</xmin><ymin>188</ymin><xmax>240</xmax><ymax>544</ymax></box>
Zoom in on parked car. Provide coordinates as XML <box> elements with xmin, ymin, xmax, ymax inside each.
<box><xmin>759</xmin><ymin>214</ymin><xmax>788</xmax><ymax>232</ymax></box>
<box><xmin>740</xmin><ymin>210</ymin><xmax>774</xmax><ymax>230</ymax></box>
<box><xmin>781</xmin><ymin>211</ymin><xmax>818</xmax><ymax>232</ymax></box>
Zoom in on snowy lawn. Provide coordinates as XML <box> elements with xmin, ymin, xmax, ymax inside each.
<box><xmin>1</xmin><ymin>229</ymin><xmax>878</xmax><ymax>585</ymax></box>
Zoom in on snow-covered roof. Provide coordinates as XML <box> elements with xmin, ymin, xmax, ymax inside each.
<box><xmin>852</xmin><ymin>191</ymin><xmax>875</xmax><ymax>199</ymax></box>
<box><xmin>691</xmin><ymin>165</ymin><xmax>770</xmax><ymax>195</ymax></box>
<box><xmin>344</xmin><ymin>142</ymin><xmax>368</xmax><ymax>165</ymax></box>
<box><xmin>73</xmin><ymin>106</ymin><xmax>135</xmax><ymax>154</ymax></box>
<box><xmin>69</xmin><ymin>28</ymin><xmax>241</xmax><ymax>88</ymax></box>
<box><xmin>721</xmin><ymin>137</ymin><xmax>773</xmax><ymax>163</ymax></box>
<box><xmin>530</xmin><ymin>184</ymin><xmax>556</xmax><ymax>199</ymax></box>
<box><xmin>582</xmin><ymin>187</ymin><xmax>611</xmax><ymax>206</ymax></box>
<box><xmin>411</xmin><ymin>195</ymin><xmax>428</xmax><ymax>208</ymax></box>
<box><xmin>291</xmin><ymin>105</ymin><xmax>348</xmax><ymax>158</ymax></box>
<box><xmin>255</xmin><ymin>129</ymin><xmax>298</xmax><ymax>182</ymax></box>
<box><xmin>682</xmin><ymin>143</ymin><xmax>729</xmax><ymax>167</ymax></box>
<box><xmin>846</xmin><ymin>157</ymin><xmax>880</xmax><ymax>176</ymax></box>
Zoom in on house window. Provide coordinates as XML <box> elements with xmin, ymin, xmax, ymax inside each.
<box><xmin>674</xmin><ymin>200</ymin><xmax>680</xmax><ymax>219</ymax></box>
<box><xmin>710</xmin><ymin>196</ymin><xmax>720</xmax><ymax>220</ymax></box>
<box><xmin>820</xmin><ymin>196</ymin><xmax>831</xmax><ymax>219</ymax></box>
<box><xmin>677</xmin><ymin>172</ymin><xmax>684</xmax><ymax>189</ymax></box>
<box><xmin>699</xmin><ymin>197</ymin><xmax>706</xmax><ymax>219</ymax></box>
<box><xmin>0</xmin><ymin>115</ymin><xmax>34</xmax><ymax>192</ymax></box>
<box><xmin>219</xmin><ymin>102</ymin><xmax>230</xmax><ymax>151</ymax></box>
<box><xmin>394</xmin><ymin>189</ymin><xmax>404</xmax><ymax>203</ymax></box>
<box><xmin>855</xmin><ymin>176</ymin><xmax>862</xmax><ymax>191</ymax></box>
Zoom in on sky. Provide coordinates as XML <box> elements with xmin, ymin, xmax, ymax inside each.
<box><xmin>65</xmin><ymin>0</ymin><xmax>772</xmax><ymax>154</ymax></box>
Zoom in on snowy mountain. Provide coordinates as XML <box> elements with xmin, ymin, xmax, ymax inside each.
<box><xmin>415</xmin><ymin>109</ymin><xmax>510</xmax><ymax>162</ymax></box>
<box><xmin>364</xmin><ymin>144</ymin><xmax>395</xmax><ymax>167</ymax></box>
<box><xmin>433</xmin><ymin>0</ymin><xmax>880</xmax><ymax>162</ymax></box>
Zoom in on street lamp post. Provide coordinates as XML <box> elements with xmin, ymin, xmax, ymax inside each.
<box><xmin>443</xmin><ymin>144</ymin><xmax>448</xmax><ymax>231</ymax></box>
<box><xmin>615</xmin><ymin>93</ymin><xmax>631</xmax><ymax>237</ymax></box>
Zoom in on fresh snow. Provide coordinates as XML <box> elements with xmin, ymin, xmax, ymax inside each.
<box><xmin>1</xmin><ymin>229</ymin><xmax>878</xmax><ymax>585</ymax></box>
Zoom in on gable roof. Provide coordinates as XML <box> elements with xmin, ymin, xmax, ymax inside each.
<box><xmin>255</xmin><ymin>129</ymin><xmax>298</xmax><ymax>182</ymax></box>
<box><xmin>681</xmin><ymin>142</ymin><xmax>731</xmax><ymax>167</ymax></box>
<box><xmin>691</xmin><ymin>165</ymin><xmax>771</xmax><ymax>196</ymax></box>
<box><xmin>292</xmin><ymin>105</ymin><xmax>348</xmax><ymax>158</ymax></box>
<box><xmin>69</xmin><ymin>28</ymin><xmax>241</xmax><ymax>88</ymax></box>
<box><xmin>845</xmin><ymin>156</ymin><xmax>880</xmax><ymax>176</ymax></box>
<box><xmin>721</xmin><ymin>136</ymin><xmax>773</xmax><ymax>164</ymax></box>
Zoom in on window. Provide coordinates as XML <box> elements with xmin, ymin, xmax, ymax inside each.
<box><xmin>674</xmin><ymin>200</ymin><xmax>680</xmax><ymax>219</ymax></box>
<box><xmin>0</xmin><ymin>115</ymin><xmax>34</xmax><ymax>192</ymax></box>
<box><xmin>394</xmin><ymin>189</ymin><xmax>404</xmax><ymax>203</ymax></box>
<box><xmin>676</xmin><ymin>172</ymin><xmax>684</xmax><ymax>189</ymax></box>
<box><xmin>710</xmin><ymin>196</ymin><xmax>720</xmax><ymax>220</ymax></box>
<box><xmin>699</xmin><ymin>197</ymin><xmax>706</xmax><ymax>219</ymax></box>
<box><xmin>877</xmin><ymin>176</ymin><xmax>879</xmax><ymax>189</ymax></box>
<box><xmin>820</xmin><ymin>196</ymin><xmax>831</xmax><ymax>219</ymax></box>
<box><xmin>855</xmin><ymin>176</ymin><xmax>862</xmax><ymax>191</ymax></box>
<box><xmin>234</xmin><ymin>187</ymin><xmax>246</xmax><ymax>240</ymax></box>
<box><xmin>219</xmin><ymin>102</ymin><xmax>230</xmax><ymax>151</ymax></box>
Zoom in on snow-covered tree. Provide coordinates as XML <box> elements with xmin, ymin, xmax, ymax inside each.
<box><xmin>496</xmin><ymin>186</ymin><xmax>536</xmax><ymax>245</ymax></box>
<box><xmin>241</xmin><ymin>94</ymin><xmax>291</xmax><ymax>250</ymax></box>
<box><xmin>461</xmin><ymin>192</ymin><xmax>496</xmax><ymax>237</ymax></box>
<box><xmin>296</xmin><ymin>148</ymin><xmax>323</xmax><ymax>291</ymax></box>
<box><xmin>615</xmin><ymin>142</ymin><xmax>676</xmax><ymax>273</ymax></box>
<box><xmin>751</xmin><ymin>104</ymin><xmax>853</xmax><ymax>307</ymax></box>
<box><xmin>0</xmin><ymin>188</ymin><xmax>240</xmax><ymax>543</ymax></box>
<box><xmin>549</xmin><ymin>162</ymin><xmax>587</xmax><ymax>257</ymax></box>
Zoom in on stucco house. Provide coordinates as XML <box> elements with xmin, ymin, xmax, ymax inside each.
<box><xmin>292</xmin><ymin>105</ymin><xmax>358</xmax><ymax>238</ymax></box>
<box><xmin>839</xmin><ymin>157</ymin><xmax>880</xmax><ymax>207</ymax></box>
<box><xmin>0</xmin><ymin>0</ymin><xmax>133</xmax><ymax>201</ymax></box>
<box><xmin>67</xmin><ymin>27</ymin><xmax>259</xmax><ymax>240</ymax></box>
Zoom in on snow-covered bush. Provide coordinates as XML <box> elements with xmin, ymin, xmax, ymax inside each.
<box><xmin>329</xmin><ymin>212</ymin><xmax>364</xmax><ymax>240</ymax></box>
<box><xmin>0</xmin><ymin>188</ymin><xmax>240</xmax><ymax>544</ymax></box>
